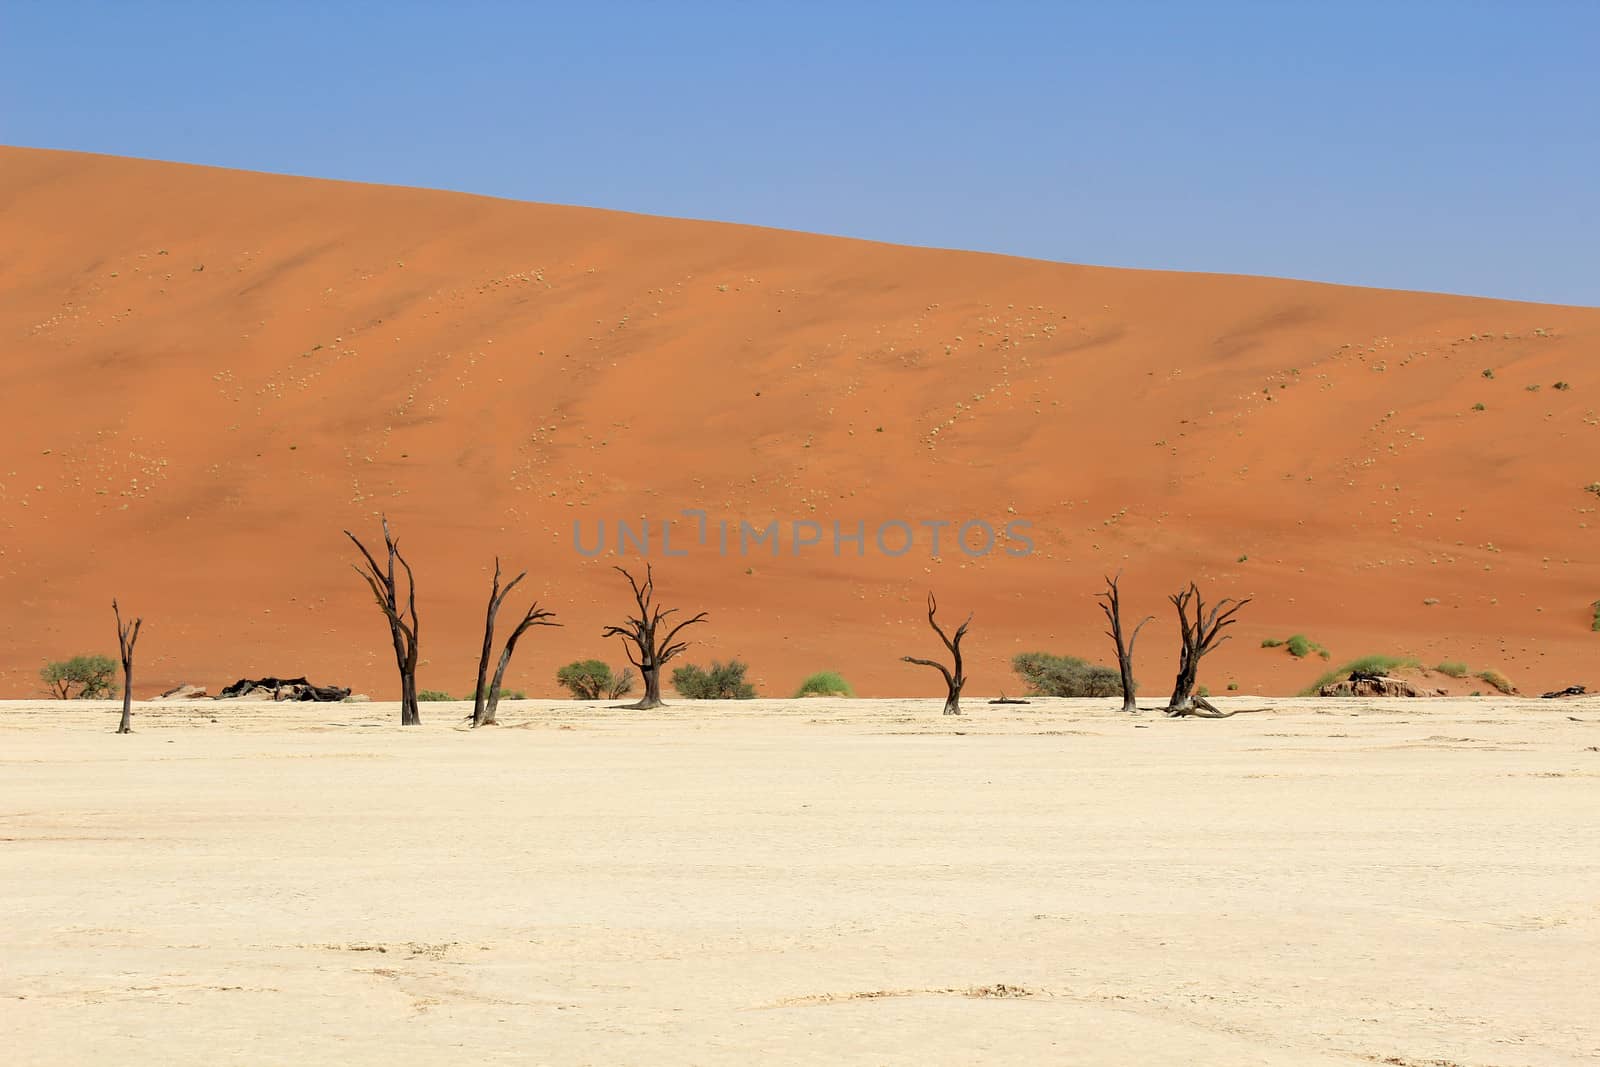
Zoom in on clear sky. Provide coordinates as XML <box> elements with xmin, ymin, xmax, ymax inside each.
<box><xmin>4</xmin><ymin>2</ymin><xmax>1596</xmax><ymax>305</ymax></box>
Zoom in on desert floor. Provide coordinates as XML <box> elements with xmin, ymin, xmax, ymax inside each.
<box><xmin>2</xmin><ymin>696</ymin><xmax>1597</xmax><ymax>1066</ymax></box>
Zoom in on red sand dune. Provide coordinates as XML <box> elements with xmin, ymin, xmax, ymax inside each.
<box><xmin>2</xmin><ymin>146</ymin><xmax>1597</xmax><ymax>701</ymax></box>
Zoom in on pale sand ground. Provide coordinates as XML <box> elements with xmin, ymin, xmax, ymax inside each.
<box><xmin>2</xmin><ymin>696</ymin><xmax>1597</xmax><ymax>1066</ymax></box>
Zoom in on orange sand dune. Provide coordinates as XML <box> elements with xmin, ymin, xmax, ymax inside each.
<box><xmin>2</xmin><ymin>146</ymin><xmax>1597</xmax><ymax>702</ymax></box>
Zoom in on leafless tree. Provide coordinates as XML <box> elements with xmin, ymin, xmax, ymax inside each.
<box><xmin>472</xmin><ymin>557</ymin><xmax>559</xmax><ymax>726</ymax></box>
<box><xmin>112</xmin><ymin>599</ymin><xmax>141</xmax><ymax>734</ymax></box>
<box><xmin>900</xmin><ymin>592</ymin><xmax>972</xmax><ymax>716</ymax></box>
<box><xmin>345</xmin><ymin>516</ymin><xmax>421</xmax><ymax>726</ymax></box>
<box><xmin>1098</xmin><ymin>572</ymin><xmax>1153</xmax><ymax>713</ymax></box>
<box><xmin>601</xmin><ymin>564</ymin><xmax>707</xmax><ymax>709</ymax></box>
<box><xmin>1166</xmin><ymin>582</ymin><xmax>1251</xmax><ymax>717</ymax></box>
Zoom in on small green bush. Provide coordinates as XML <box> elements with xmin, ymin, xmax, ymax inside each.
<box><xmin>1260</xmin><ymin>638</ymin><xmax>1283</xmax><ymax>648</ymax></box>
<box><xmin>671</xmin><ymin>660</ymin><xmax>756</xmax><ymax>699</ymax></box>
<box><xmin>1011</xmin><ymin>652</ymin><xmax>1124</xmax><ymax>698</ymax></box>
<box><xmin>1553</xmin><ymin>381</ymin><xmax>1571</xmax><ymax>391</ymax></box>
<box><xmin>1475</xmin><ymin>669</ymin><xmax>1515</xmax><ymax>695</ymax></box>
<box><xmin>417</xmin><ymin>689</ymin><xmax>454</xmax><ymax>701</ymax></box>
<box><xmin>794</xmin><ymin>671</ymin><xmax>852</xmax><ymax>698</ymax></box>
<box><xmin>1592</xmin><ymin>600</ymin><xmax>1600</xmax><ymax>632</ymax></box>
<box><xmin>40</xmin><ymin>655</ymin><xmax>118</xmax><ymax>699</ymax></box>
<box><xmin>1284</xmin><ymin>634</ymin><xmax>1316</xmax><ymax>658</ymax></box>
<box><xmin>1433</xmin><ymin>661</ymin><xmax>1469</xmax><ymax>678</ymax></box>
<box><xmin>1481</xmin><ymin>368</ymin><xmax>1495</xmax><ymax>379</ymax></box>
<box><xmin>556</xmin><ymin>660</ymin><xmax>634</xmax><ymax>700</ymax></box>
<box><xmin>1471</xmin><ymin>402</ymin><xmax>1486</xmax><ymax>412</ymax></box>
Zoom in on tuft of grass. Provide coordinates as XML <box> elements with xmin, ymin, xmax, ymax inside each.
<box><xmin>417</xmin><ymin>689</ymin><xmax>454</xmax><ymax>702</ymax></box>
<box><xmin>1226</xmin><ymin>681</ymin><xmax>1239</xmax><ymax>691</ymax></box>
<box><xmin>1554</xmin><ymin>381</ymin><xmax>1571</xmax><ymax>391</ymax></box>
<box><xmin>1481</xmin><ymin>368</ymin><xmax>1495</xmax><ymax>379</ymax></box>
<box><xmin>794</xmin><ymin>671</ymin><xmax>852</xmax><ymax>698</ymax></box>
<box><xmin>1284</xmin><ymin>634</ymin><xmax>1317</xmax><ymax>658</ymax></box>
<box><xmin>1301</xmin><ymin>655</ymin><xmax>1422</xmax><ymax>696</ymax></box>
<box><xmin>1237</xmin><ymin>553</ymin><xmax>1248</xmax><ymax>563</ymax></box>
<box><xmin>1472</xmin><ymin>402</ymin><xmax>1486</xmax><ymax>412</ymax></box>
<box><xmin>1592</xmin><ymin>600</ymin><xmax>1600</xmax><ymax>632</ymax></box>
<box><xmin>1525</xmin><ymin>383</ymin><xmax>1541</xmax><ymax>392</ymax></box>
<box><xmin>1433</xmin><ymin>661</ymin><xmax>1469</xmax><ymax>678</ymax></box>
<box><xmin>1260</xmin><ymin>638</ymin><xmax>1284</xmax><ymax>648</ymax></box>
<box><xmin>1475</xmin><ymin>669</ymin><xmax>1515</xmax><ymax>695</ymax></box>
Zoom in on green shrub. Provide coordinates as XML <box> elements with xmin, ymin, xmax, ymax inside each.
<box><xmin>1592</xmin><ymin>600</ymin><xmax>1600</xmax><ymax>632</ymax></box>
<box><xmin>417</xmin><ymin>689</ymin><xmax>454</xmax><ymax>701</ymax></box>
<box><xmin>556</xmin><ymin>660</ymin><xmax>634</xmax><ymax>700</ymax></box>
<box><xmin>1264</xmin><ymin>634</ymin><xmax>1328</xmax><ymax>659</ymax></box>
<box><xmin>1301</xmin><ymin>655</ymin><xmax>1422</xmax><ymax>695</ymax></box>
<box><xmin>1011</xmin><ymin>652</ymin><xmax>1124</xmax><ymax>698</ymax></box>
<box><xmin>1481</xmin><ymin>368</ymin><xmax>1495</xmax><ymax>379</ymax></box>
<box><xmin>1433</xmin><ymin>661</ymin><xmax>1469</xmax><ymax>678</ymax></box>
<box><xmin>1472</xmin><ymin>402</ymin><xmax>1486</xmax><ymax>412</ymax></box>
<box><xmin>1260</xmin><ymin>638</ymin><xmax>1283</xmax><ymax>648</ymax></box>
<box><xmin>671</xmin><ymin>660</ymin><xmax>756</xmax><ymax>699</ymax></box>
<box><xmin>1475</xmin><ymin>669</ymin><xmax>1515</xmax><ymax>695</ymax></box>
<box><xmin>40</xmin><ymin>655</ymin><xmax>118</xmax><ymax>699</ymax></box>
<box><xmin>794</xmin><ymin>671</ymin><xmax>852</xmax><ymax>698</ymax></box>
<box><xmin>1554</xmin><ymin>381</ymin><xmax>1571</xmax><ymax>391</ymax></box>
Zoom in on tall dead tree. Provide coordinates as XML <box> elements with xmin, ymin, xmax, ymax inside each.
<box><xmin>901</xmin><ymin>592</ymin><xmax>972</xmax><ymax>716</ymax></box>
<box><xmin>601</xmin><ymin>564</ymin><xmax>707</xmax><ymax>710</ymax></box>
<box><xmin>1098</xmin><ymin>572</ymin><xmax>1153</xmax><ymax>713</ymax></box>
<box><xmin>112</xmin><ymin>599</ymin><xmax>141</xmax><ymax>734</ymax></box>
<box><xmin>345</xmin><ymin>517</ymin><xmax>421</xmax><ymax>726</ymax></box>
<box><xmin>472</xmin><ymin>557</ymin><xmax>559</xmax><ymax>727</ymax></box>
<box><xmin>1166</xmin><ymin>582</ymin><xmax>1251</xmax><ymax>717</ymax></box>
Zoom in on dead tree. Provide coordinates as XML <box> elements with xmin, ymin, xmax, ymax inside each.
<box><xmin>472</xmin><ymin>557</ymin><xmax>559</xmax><ymax>727</ymax></box>
<box><xmin>901</xmin><ymin>592</ymin><xmax>972</xmax><ymax>716</ymax></box>
<box><xmin>1165</xmin><ymin>582</ymin><xmax>1250</xmax><ymax>717</ymax></box>
<box><xmin>345</xmin><ymin>517</ymin><xmax>421</xmax><ymax>726</ymax></box>
<box><xmin>600</xmin><ymin>564</ymin><xmax>707</xmax><ymax>710</ymax></box>
<box><xmin>1098</xmin><ymin>572</ymin><xmax>1153</xmax><ymax>713</ymax></box>
<box><xmin>112</xmin><ymin>599</ymin><xmax>142</xmax><ymax>734</ymax></box>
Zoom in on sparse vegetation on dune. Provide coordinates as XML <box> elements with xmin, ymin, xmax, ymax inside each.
<box><xmin>794</xmin><ymin>671</ymin><xmax>852</xmax><ymax>698</ymax></box>
<box><xmin>1301</xmin><ymin>655</ymin><xmax>1422</xmax><ymax>696</ymax></box>
<box><xmin>1434</xmin><ymin>661</ymin><xmax>1469</xmax><ymax>678</ymax></box>
<box><xmin>556</xmin><ymin>660</ymin><xmax>635</xmax><ymax>700</ymax></box>
<box><xmin>1012</xmin><ymin>652</ymin><xmax>1122</xmax><ymax>698</ymax></box>
<box><xmin>1475</xmin><ymin>669</ymin><xmax>1515</xmax><ymax>695</ymax></box>
<box><xmin>672</xmin><ymin>660</ymin><xmax>757</xmax><ymax>699</ymax></box>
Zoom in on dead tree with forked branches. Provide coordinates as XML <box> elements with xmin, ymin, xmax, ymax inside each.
<box><xmin>901</xmin><ymin>592</ymin><xmax>972</xmax><ymax>716</ymax></box>
<box><xmin>601</xmin><ymin>564</ymin><xmax>707</xmax><ymax>710</ymax></box>
<box><xmin>1165</xmin><ymin>582</ymin><xmax>1252</xmax><ymax>717</ymax></box>
<box><xmin>345</xmin><ymin>517</ymin><xmax>421</xmax><ymax>726</ymax></box>
<box><xmin>1098</xmin><ymin>572</ymin><xmax>1153</xmax><ymax>713</ymax></box>
<box><xmin>113</xmin><ymin>599</ymin><xmax>142</xmax><ymax>734</ymax></box>
<box><xmin>472</xmin><ymin>557</ymin><xmax>559</xmax><ymax>727</ymax></box>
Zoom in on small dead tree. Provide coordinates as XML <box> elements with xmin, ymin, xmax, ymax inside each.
<box><xmin>345</xmin><ymin>517</ymin><xmax>421</xmax><ymax>726</ymax></box>
<box><xmin>601</xmin><ymin>564</ymin><xmax>707</xmax><ymax>710</ymax></box>
<box><xmin>1098</xmin><ymin>572</ymin><xmax>1153</xmax><ymax>713</ymax></box>
<box><xmin>901</xmin><ymin>592</ymin><xmax>972</xmax><ymax>716</ymax></box>
<box><xmin>1166</xmin><ymin>582</ymin><xmax>1251</xmax><ymax>717</ymax></box>
<box><xmin>472</xmin><ymin>557</ymin><xmax>559</xmax><ymax>727</ymax></box>
<box><xmin>112</xmin><ymin>599</ymin><xmax>142</xmax><ymax>734</ymax></box>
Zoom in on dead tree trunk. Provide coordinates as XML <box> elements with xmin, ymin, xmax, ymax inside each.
<box><xmin>345</xmin><ymin>516</ymin><xmax>422</xmax><ymax>726</ymax></box>
<box><xmin>601</xmin><ymin>564</ymin><xmax>707</xmax><ymax>710</ymax></box>
<box><xmin>1098</xmin><ymin>572</ymin><xmax>1152</xmax><ymax>713</ymax></box>
<box><xmin>112</xmin><ymin>599</ymin><xmax>141</xmax><ymax>734</ymax></box>
<box><xmin>1166</xmin><ymin>582</ymin><xmax>1250</xmax><ymax>716</ymax></box>
<box><xmin>901</xmin><ymin>592</ymin><xmax>972</xmax><ymax>715</ymax></box>
<box><xmin>472</xmin><ymin>556</ymin><xmax>559</xmax><ymax>726</ymax></box>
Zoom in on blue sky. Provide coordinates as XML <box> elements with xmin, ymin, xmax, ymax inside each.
<box><xmin>4</xmin><ymin>2</ymin><xmax>1596</xmax><ymax>305</ymax></box>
